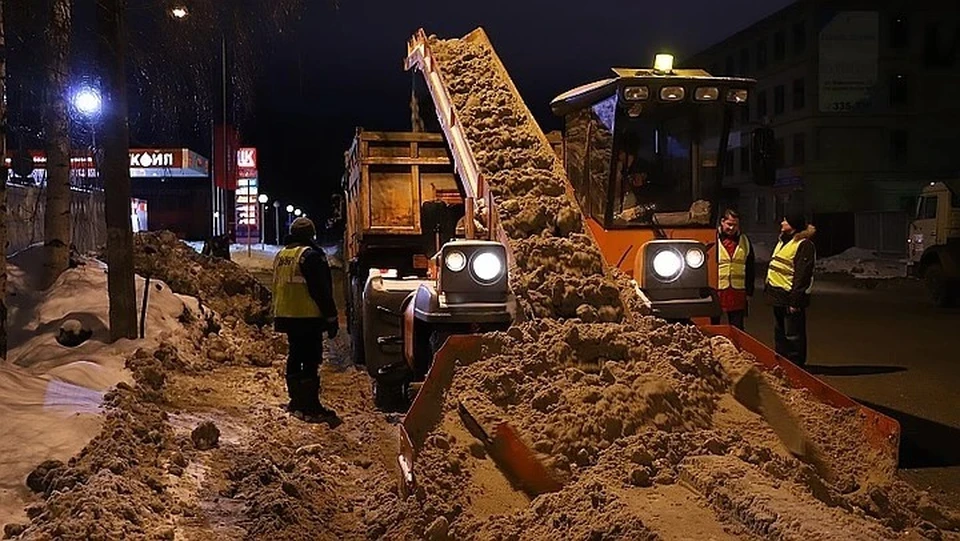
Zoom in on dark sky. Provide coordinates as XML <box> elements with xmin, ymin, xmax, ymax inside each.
<box><xmin>251</xmin><ymin>0</ymin><xmax>795</xmax><ymax>220</ymax></box>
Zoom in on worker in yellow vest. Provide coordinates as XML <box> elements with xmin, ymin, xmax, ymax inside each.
<box><xmin>273</xmin><ymin>217</ymin><xmax>340</xmax><ymax>424</ymax></box>
<box><xmin>712</xmin><ymin>209</ymin><xmax>755</xmax><ymax>330</ymax></box>
<box><xmin>764</xmin><ymin>208</ymin><xmax>817</xmax><ymax>367</ymax></box>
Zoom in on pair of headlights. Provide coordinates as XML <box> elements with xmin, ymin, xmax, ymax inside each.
<box><xmin>651</xmin><ymin>247</ymin><xmax>705</xmax><ymax>281</ymax></box>
<box><xmin>444</xmin><ymin>250</ymin><xmax>504</xmax><ymax>283</ymax></box>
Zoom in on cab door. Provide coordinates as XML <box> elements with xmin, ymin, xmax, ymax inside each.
<box><xmin>909</xmin><ymin>191</ymin><xmax>942</xmax><ymax>263</ymax></box>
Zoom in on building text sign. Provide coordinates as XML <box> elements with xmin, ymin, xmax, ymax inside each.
<box><xmin>818</xmin><ymin>11</ymin><xmax>879</xmax><ymax>113</ymax></box>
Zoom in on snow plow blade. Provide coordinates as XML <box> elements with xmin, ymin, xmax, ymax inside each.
<box><xmin>700</xmin><ymin>324</ymin><xmax>901</xmax><ymax>467</ymax></box>
<box><xmin>397</xmin><ymin>335</ymin><xmax>559</xmax><ymax>499</ymax></box>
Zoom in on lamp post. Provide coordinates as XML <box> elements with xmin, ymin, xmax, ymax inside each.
<box><xmin>272</xmin><ymin>200</ymin><xmax>281</xmax><ymax>245</ymax></box>
<box><xmin>72</xmin><ymin>85</ymin><xmax>102</xmax><ymax>188</ymax></box>
<box><xmin>258</xmin><ymin>193</ymin><xmax>268</xmax><ymax>249</ymax></box>
<box><xmin>286</xmin><ymin>204</ymin><xmax>294</xmax><ymax>230</ymax></box>
<box><xmin>171</xmin><ymin>5</ymin><xmax>228</xmax><ymax>238</ymax></box>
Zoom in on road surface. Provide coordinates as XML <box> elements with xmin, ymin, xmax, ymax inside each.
<box><xmin>744</xmin><ymin>275</ymin><xmax>960</xmax><ymax>506</ymax></box>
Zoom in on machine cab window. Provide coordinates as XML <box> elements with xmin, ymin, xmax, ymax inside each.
<box><xmin>551</xmin><ymin>66</ymin><xmax>752</xmax><ymax>230</ymax></box>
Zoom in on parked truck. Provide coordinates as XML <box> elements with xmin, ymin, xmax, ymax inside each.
<box><xmin>907</xmin><ymin>180</ymin><xmax>960</xmax><ymax>306</ymax></box>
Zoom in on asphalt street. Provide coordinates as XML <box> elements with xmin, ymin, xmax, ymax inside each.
<box><xmin>743</xmin><ymin>275</ymin><xmax>960</xmax><ymax>506</ymax></box>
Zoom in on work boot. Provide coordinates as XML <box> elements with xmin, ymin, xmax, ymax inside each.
<box><xmin>284</xmin><ymin>376</ymin><xmax>304</xmax><ymax>412</ymax></box>
<box><xmin>293</xmin><ymin>376</ymin><xmax>342</xmax><ymax>427</ymax></box>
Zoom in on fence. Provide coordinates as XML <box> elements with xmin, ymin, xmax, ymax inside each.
<box><xmin>855</xmin><ymin>210</ymin><xmax>908</xmax><ymax>256</ymax></box>
<box><xmin>5</xmin><ymin>183</ymin><xmax>106</xmax><ymax>256</ymax></box>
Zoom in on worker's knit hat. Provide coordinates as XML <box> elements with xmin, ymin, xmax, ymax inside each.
<box><xmin>784</xmin><ymin>203</ymin><xmax>806</xmax><ymax>232</ymax></box>
<box><xmin>289</xmin><ymin>217</ymin><xmax>316</xmax><ymax>242</ymax></box>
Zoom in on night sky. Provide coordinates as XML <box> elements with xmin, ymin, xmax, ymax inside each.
<box><xmin>250</xmin><ymin>0</ymin><xmax>795</xmax><ymax>222</ymax></box>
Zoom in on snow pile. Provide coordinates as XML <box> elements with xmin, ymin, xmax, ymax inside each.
<box><xmin>367</xmin><ymin>319</ymin><xmax>957</xmax><ymax>540</ymax></box>
<box><xmin>134</xmin><ymin>231</ymin><xmax>272</xmax><ymax>325</ymax></box>
<box><xmin>0</xmin><ymin>247</ymin><xmax>200</xmax><ymax>528</ymax></box>
<box><xmin>815</xmin><ymin>247</ymin><xmax>907</xmax><ymax>279</ymax></box>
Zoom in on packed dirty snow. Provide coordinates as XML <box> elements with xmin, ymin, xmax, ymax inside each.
<box><xmin>816</xmin><ymin>247</ymin><xmax>907</xmax><ymax>279</ymax></box>
<box><xmin>0</xmin><ymin>246</ymin><xmax>202</xmax><ymax>528</ymax></box>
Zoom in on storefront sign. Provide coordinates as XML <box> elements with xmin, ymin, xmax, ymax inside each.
<box><xmin>129</xmin><ymin>150</ymin><xmax>178</xmax><ymax>168</ymax></box>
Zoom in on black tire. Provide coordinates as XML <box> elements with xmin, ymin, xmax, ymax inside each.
<box><xmin>349</xmin><ymin>277</ymin><xmax>365</xmax><ymax>365</ymax></box>
<box><xmin>924</xmin><ymin>263</ymin><xmax>957</xmax><ymax>308</ymax></box>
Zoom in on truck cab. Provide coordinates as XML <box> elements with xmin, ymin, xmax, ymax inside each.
<box><xmin>907</xmin><ymin>180</ymin><xmax>960</xmax><ymax>306</ymax></box>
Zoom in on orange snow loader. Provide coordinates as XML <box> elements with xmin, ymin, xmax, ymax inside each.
<box><xmin>340</xmin><ymin>27</ymin><xmax>901</xmax><ymax>499</ymax></box>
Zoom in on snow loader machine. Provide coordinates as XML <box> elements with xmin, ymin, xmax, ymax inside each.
<box><xmin>343</xmin><ymin>27</ymin><xmax>901</xmax><ymax>500</ymax></box>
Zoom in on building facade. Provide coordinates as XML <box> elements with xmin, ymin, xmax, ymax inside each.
<box><xmin>685</xmin><ymin>1</ymin><xmax>960</xmax><ymax>249</ymax></box>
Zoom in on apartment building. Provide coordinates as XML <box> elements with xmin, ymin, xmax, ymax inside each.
<box><xmin>685</xmin><ymin>1</ymin><xmax>960</xmax><ymax>249</ymax></box>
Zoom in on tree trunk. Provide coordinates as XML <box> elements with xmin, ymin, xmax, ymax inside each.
<box><xmin>0</xmin><ymin>0</ymin><xmax>8</xmax><ymax>358</ymax></box>
<box><xmin>97</xmin><ymin>0</ymin><xmax>137</xmax><ymax>341</ymax></box>
<box><xmin>40</xmin><ymin>0</ymin><xmax>72</xmax><ymax>290</ymax></box>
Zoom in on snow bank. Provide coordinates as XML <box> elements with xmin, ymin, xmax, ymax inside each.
<box><xmin>0</xmin><ymin>247</ymin><xmax>197</xmax><ymax>526</ymax></box>
<box><xmin>184</xmin><ymin>241</ymin><xmax>342</xmax><ymax>270</ymax></box>
<box><xmin>815</xmin><ymin>247</ymin><xmax>907</xmax><ymax>279</ymax></box>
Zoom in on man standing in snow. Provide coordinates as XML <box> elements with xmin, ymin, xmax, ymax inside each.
<box><xmin>765</xmin><ymin>207</ymin><xmax>816</xmax><ymax>367</ymax></box>
<box><xmin>272</xmin><ymin>217</ymin><xmax>341</xmax><ymax>424</ymax></box>
<box><xmin>712</xmin><ymin>208</ymin><xmax>755</xmax><ymax>330</ymax></box>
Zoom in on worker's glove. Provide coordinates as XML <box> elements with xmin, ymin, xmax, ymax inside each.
<box><xmin>325</xmin><ymin>318</ymin><xmax>339</xmax><ymax>339</ymax></box>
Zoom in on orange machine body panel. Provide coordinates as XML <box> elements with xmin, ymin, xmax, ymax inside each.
<box><xmin>586</xmin><ymin>217</ymin><xmax>718</xmax><ymax>287</ymax></box>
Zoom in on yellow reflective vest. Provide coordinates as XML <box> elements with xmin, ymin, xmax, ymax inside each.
<box><xmin>717</xmin><ymin>234</ymin><xmax>751</xmax><ymax>290</ymax></box>
<box><xmin>766</xmin><ymin>237</ymin><xmax>814</xmax><ymax>293</ymax></box>
<box><xmin>272</xmin><ymin>246</ymin><xmax>322</xmax><ymax>318</ymax></box>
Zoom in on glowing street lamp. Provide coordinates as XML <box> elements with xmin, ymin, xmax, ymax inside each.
<box><xmin>294</xmin><ymin>208</ymin><xmax>302</xmax><ymax>217</ymax></box>
<box><xmin>170</xmin><ymin>6</ymin><xmax>188</xmax><ymax>19</ymax></box>
<box><xmin>286</xmin><ymin>204</ymin><xmax>294</xmax><ymax>213</ymax></box>
<box><xmin>73</xmin><ymin>86</ymin><xmax>102</xmax><ymax>117</ymax></box>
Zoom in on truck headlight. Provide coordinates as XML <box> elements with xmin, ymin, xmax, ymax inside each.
<box><xmin>445</xmin><ymin>251</ymin><xmax>466</xmax><ymax>272</ymax></box>
<box><xmin>652</xmin><ymin>249</ymin><xmax>683</xmax><ymax>280</ymax></box>
<box><xmin>472</xmin><ymin>251</ymin><xmax>503</xmax><ymax>283</ymax></box>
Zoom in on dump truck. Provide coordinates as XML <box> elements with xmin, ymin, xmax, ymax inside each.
<box><xmin>907</xmin><ymin>180</ymin><xmax>960</xmax><ymax>306</ymax></box>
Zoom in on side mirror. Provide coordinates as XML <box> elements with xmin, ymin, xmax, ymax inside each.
<box><xmin>751</xmin><ymin>127</ymin><xmax>776</xmax><ymax>186</ymax></box>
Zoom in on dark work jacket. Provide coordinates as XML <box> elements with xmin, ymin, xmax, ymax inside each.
<box><xmin>764</xmin><ymin>225</ymin><xmax>817</xmax><ymax>308</ymax></box>
<box><xmin>273</xmin><ymin>240</ymin><xmax>338</xmax><ymax>334</ymax></box>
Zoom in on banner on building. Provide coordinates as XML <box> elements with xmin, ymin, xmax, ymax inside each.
<box><xmin>818</xmin><ymin>11</ymin><xmax>879</xmax><ymax>113</ymax></box>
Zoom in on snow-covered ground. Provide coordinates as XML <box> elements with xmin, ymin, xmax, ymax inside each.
<box><xmin>0</xmin><ymin>246</ymin><xmax>203</xmax><ymax>526</ymax></box>
<box><xmin>815</xmin><ymin>247</ymin><xmax>908</xmax><ymax>279</ymax></box>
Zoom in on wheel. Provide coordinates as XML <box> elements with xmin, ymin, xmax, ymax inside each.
<box><xmin>923</xmin><ymin>263</ymin><xmax>957</xmax><ymax>308</ymax></box>
<box><xmin>349</xmin><ymin>277</ymin><xmax>365</xmax><ymax>365</ymax></box>
<box><xmin>373</xmin><ymin>377</ymin><xmax>408</xmax><ymax>412</ymax></box>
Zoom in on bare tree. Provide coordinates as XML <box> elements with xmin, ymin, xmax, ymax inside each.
<box><xmin>0</xmin><ymin>0</ymin><xmax>8</xmax><ymax>358</ymax></box>
<box><xmin>39</xmin><ymin>0</ymin><xmax>71</xmax><ymax>290</ymax></box>
<box><xmin>97</xmin><ymin>0</ymin><xmax>137</xmax><ymax>341</ymax></box>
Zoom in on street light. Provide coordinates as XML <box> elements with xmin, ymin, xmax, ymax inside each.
<box><xmin>272</xmin><ymin>200</ymin><xmax>281</xmax><ymax>245</ymax></box>
<box><xmin>171</xmin><ymin>5</ymin><xmax>228</xmax><ymax>239</ymax></box>
<box><xmin>72</xmin><ymin>85</ymin><xmax>102</xmax><ymax>188</ymax></box>
<box><xmin>294</xmin><ymin>208</ymin><xmax>302</xmax><ymax>217</ymax></box>
<box><xmin>73</xmin><ymin>87</ymin><xmax>102</xmax><ymax>117</ymax></box>
<box><xmin>257</xmin><ymin>193</ymin><xmax>269</xmax><ymax>248</ymax></box>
